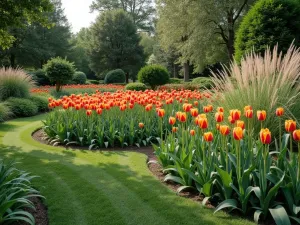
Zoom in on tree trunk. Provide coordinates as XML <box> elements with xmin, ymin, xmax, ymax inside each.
<box><xmin>227</xmin><ymin>12</ymin><xmax>235</xmax><ymax>61</ymax></box>
<box><xmin>125</xmin><ymin>72</ymin><xmax>129</xmax><ymax>84</ymax></box>
<box><xmin>10</xmin><ymin>53</ymin><xmax>15</xmax><ymax>68</ymax></box>
<box><xmin>56</xmin><ymin>82</ymin><xmax>61</xmax><ymax>92</ymax></box>
<box><xmin>173</xmin><ymin>63</ymin><xmax>178</xmax><ymax>78</ymax></box>
<box><xmin>183</xmin><ymin>61</ymin><xmax>189</xmax><ymax>82</ymax></box>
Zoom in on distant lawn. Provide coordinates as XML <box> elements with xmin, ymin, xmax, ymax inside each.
<box><xmin>0</xmin><ymin>115</ymin><xmax>255</xmax><ymax>225</ymax></box>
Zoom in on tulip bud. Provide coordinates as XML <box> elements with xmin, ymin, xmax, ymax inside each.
<box><xmin>204</xmin><ymin>132</ymin><xmax>213</xmax><ymax>142</ymax></box>
<box><xmin>260</xmin><ymin>128</ymin><xmax>271</xmax><ymax>144</ymax></box>
<box><xmin>257</xmin><ymin>110</ymin><xmax>266</xmax><ymax>121</ymax></box>
<box><xmin>276</xmin><ymin>107</ymin><xmax>284</xmax><ymax>117</ymax></box>
<box><xmin>285</xmin><ymin>120</ymin><xmax>296</xmax><ymax>133</ymax></box>
<box><xmin>233</xmin><ymin>127</ymin><xmax>243</xmax><ymax>140</ymax></box>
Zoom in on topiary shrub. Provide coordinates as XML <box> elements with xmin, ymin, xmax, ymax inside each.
<box><xmin>192</xmin><ymin>77</ymin><xmax>214</xmax><ymax>89</ymax></box>
<box><xmin>104</xmin><ymin>69</ymin><xmax>126</xmax><ymax>84</ymax></box>
<box><xmin>73</xmin><ymin>71</ymin><xmax>87</xmax><ymax>84</ymax></box>
<box><xmin>0</xmin><ymin>103</ymin><xmax>12</xmax><ymax>122</ymax></box>
<box><xmin>235</xmin><ymin>0</ymin><xmax>300</xmax><ymax>62</ymax></box>
<box><xmin>125</xmin><ymin>82</ymin><xmax>147</xmax><ymax>91</ymax></box>
<box><xmin>0</xmin><ymin>67</ymin><xmax>35</xmax><ymax>101</ymax></box>
<box><xmin>43</xmin><ymin>57</ymin><xmax>75</xmax><ymax>92</ymax></box>
<box><xmin>28</xmin><ymin>95</ymin><xmax>49</xmax><ymax>112</ymax></box>
<box><xmin>138</xmin><ymin>65</ymin><xmax>169</xmax><ymax>89</ymax></box>
<box><xmin>169</xmin><ymin>78</ymin><xmax>183</xmax><ymax>84</ymax></box>
<box><xmin>33</xmin><ymin>69</ymin><xmax>51</xmax><ymax>86</ymax></box>
<box><xmin>5</xmin><ymin>98</ymin><xmax>38</xmax><ymax>117</ymax></box>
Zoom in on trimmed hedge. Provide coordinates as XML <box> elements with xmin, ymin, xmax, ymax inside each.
<box><xmin>33</xmin><ymin>69</ymin><xmax>51</xmax><ymax>86</ymax></box>
<box><xmin>28</xmin><ymin>95</ymin><xmax>49</xmax><ymax>112</ymax></box>
<box><xmin>104</xmin><ymin>69</ymin><xmax>126</xmax><ymax>84</ymax></box>
<box><xmin>5</xmin><ymin>98</ymin><xmax>38</xmax><ymax>117</ymax></box>
<box><xmin>138</xmin><ymin>65</ymin><xmax>169</xmax><ymax>89</ymax></box>
<box><xmin>73</xmin><ymin>71</ymin><xmax>87</xmax><ymax>84</ymax></box>
<box><xmin>125</xmin><ymin>82</ymin><xmax>147</xmax><ymax>91</ymax></box>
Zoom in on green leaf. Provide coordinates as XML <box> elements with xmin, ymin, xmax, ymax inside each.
<box><xmin>269</xmin><ymin>205</ymin><xmax>291</xmax><ymax>225</ymax></box>
<box><xmin>254</xmin><ymin>210</ymin><xmax>262</xmax><ymax>224</ymax></box>
<box><xmin>164</xmin><ymin>174</ymin><xmax>184</xmax><ymax>185</ymax></box>
<box><xmin>177</xmin><ymin>186</ymin><xmax>195</xmax><ymax>193</ymax></box>
<box><xmin>214</xmin><ymin>199</ymin><xmax>238</xmax><ymax>214</ymax></box>
<box><xmin>215</xmin><ymin>167</ymin><xmax>233</xmax><ymax>199</ymax></box>
<box><xmin>293</xmin><ymin>204</ymin><xmax>300</xmax><ymax>215</ymax></box>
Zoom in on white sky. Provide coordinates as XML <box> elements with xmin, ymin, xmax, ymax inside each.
<box><xmin>61</xmin><ymin>0</ymin><xmax>98</xmax><ymax>33</ymax></box>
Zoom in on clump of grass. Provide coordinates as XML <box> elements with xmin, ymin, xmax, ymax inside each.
<box><xmin>0</xmin><ymin>67</ymin><xmax>35</xmax><ymax>101</ymax></box>
<box><xmin>211</xmin><ymin>44</ymin><xmax>300</xmax><ymax>132</ymax></box>
<box><xmin>0</xmin><ymin>103</ymin><xmax>12</xmax><ymax>122</ymax></box>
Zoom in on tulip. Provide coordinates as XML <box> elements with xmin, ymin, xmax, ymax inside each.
<box><xmin>236</xmin><ymin>120</ymin><xmax>245</xmax><ymax>130</ymax></box>
<box><xmin>86</xmin><ymin>110</ymin><xmax>92</xmax><ymax>116</ymax></box>
<box><xmin>194</xmin><ymin>101</ymin><xmax>199</xmax><ymax>106</ymax></box>
<box><xmin>216</xmin><ymin>123</ymin><xmax>220</xmax><ymax>130</ymax></box>
<box><xmin>215</xmin><ymin>112</ymin><xmax>224</xmax><ymax>123</ymax></box>
<box><xmin>230</xmin><ymin>109</ymin><xmax>241</xmax><ymax>121</ymax></box>
<box><xmin>172</xmin><ymin>127</ymin><xmax>178</xmax><ymax>133</ymax></box>
<box><xmin>145</xmin><ymin>104</ymin><xmax>152</xmax><ymax>111</ymax></box>
<box><xmin>293</xmin><ymin>129</ymin><xmax>300</xmax><ymax>181</ymax></box>
<box><xmin>183</xmin><ymin>103</ymin><xmax>192</xmax><ymax>112</ymax></box>
<box><xmin>228</xmin><ymin>115</ymin><xmax>235</xmax><ymax>124</ymax></box>
<box><xmin>276</xmin><ymin>107</ymin><xmax>284</xmax><ymax>117</ymax></box>
<box><xmin>233</xmin><ymin>127</ymin><xmax>243</xmax><ymax>140</ymax></box>
<box><xmin>244</xmin><ymin>105</ymin><xmax>252</xmax><ymax>114</ymax></box>
<box><xmin>207</xmin><ymin>105</ymin><xmax>213</xmax><ymax>112</ymax></box>
<box><xmin>285</xmin><ymin>120</ymin><xmax>296</xmax><ymax>133</ymax></box>
<box><xmin>157</xmin><ymin>109</ymin><xmax>165</xmax><ymax>117</ymax></box>
<box><xmin>139</xmin><ymin>123</ymin><xmax>144</xmax><ymax>129</ymax></box>
<box><xmin>245</xmin><ymin>109</ymin><xmax>253</xmax><ymax>119</ymax></box>
<box><xmin>257</xmin><ymin>110</ymin><xmax>266</xmax><ymax>121</ymax></box>
<box><xmin>96</xmin><ymin>108</ymin><xmax>102</xmax><ymax>115</ymax></box>
<box><xmin>198</xmin><ymin>117</ymin><xmax>208</xmax><ymax>129</ymax></box>
<box><xmin>217</xmin><ymin>107</ymin><xmax>224</xmax><ymax>112</ymax></box>
<box><xmin>260</xmin><ymin>128</ymin><xmax>271</xmax><ymax>144</ymax></box>
<box><xmin>220</xmin><ymin>125</ymin><xmax>230</xmax><ymax>136</ymax></box>
<box><xmin>178</xmin><ymin>112</ymin><xmax>187</xmax><ymax>122</ymax></box>
<box><xmin>75</xmin><ymin>104</ymin><xmax>81</xmax><ymax>110</ymax></box>
<box><xmin>190</xmin><ymin>108</ymin><xmax>199</xmax><ymax>117</ymax></box>
<box><xmin>203</xmin><ymin>106</ymin><xmax>210</xmax><ymax>113</ymax></box>
<box><xmin>169</xmin><ymin>116</ymin><xmax>176</xmax><ymax>125</ymax></box>
<box><xmin>190</xmin><ymin>129</ymin><xmax>196</xmax><ymax>136</ymax></box>
<box><xmin>293</xmin><ymin>129</ymin><xmax>300</xmax><ymax>141</ymax></box>
<box><xmin>204</xmin><ymin>132</ymin><xmax>213</xmax><ymax>142</ymax></box>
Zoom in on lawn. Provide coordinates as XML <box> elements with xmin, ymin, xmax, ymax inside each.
<box><xmin>0</xmin><ymin>115</ymin><xmax>255</xmax><ymax>225</ymax></box>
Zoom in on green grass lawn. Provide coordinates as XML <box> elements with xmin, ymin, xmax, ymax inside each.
<box><xmin>0</xmin><ymin>115</ymin><xmax>255</xmax><ymax>225</ymax></box>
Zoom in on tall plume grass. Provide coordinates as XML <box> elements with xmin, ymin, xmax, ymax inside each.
<box><xmin>211</xmin><ymin>44</ymin><xmax>300</xmax><ymax>133</ymax></box>
<box><xmin>0</xmin><ymin>67</ymin><xmax>35</xmax><ymax>101</ymax></box>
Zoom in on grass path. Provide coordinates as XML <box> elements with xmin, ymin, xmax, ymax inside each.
<box><xmin>0</xmin><ymin>115</ymin><xmax>255</xmax><ymax>225</ymax></box>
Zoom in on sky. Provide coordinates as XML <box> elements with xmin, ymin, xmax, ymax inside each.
<box><xmin>61</xmin><ymin>0</ymin><xmax>98</xmax><ymax>33</ymax></box>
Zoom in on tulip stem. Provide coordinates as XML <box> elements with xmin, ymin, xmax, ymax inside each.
<box><xmin>279</xmin><ymin>119</ymin><xmax>282</xmax><ymax>150</ymax></box>
<box><xmin>290</xmin><ymin>135</ymin><xmax>293</xmax><ymax>153</ymax></box>
<box><xmin>298</xmin><ymin>142</ymin><xmax>300</xmax><ymax>182</ymax></box>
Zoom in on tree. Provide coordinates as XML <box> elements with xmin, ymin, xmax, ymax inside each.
<box><xmin>88</xmin><ymin>9</ymin><xmax>144</xmax><ymax>82</ymax></box>
<box><xmin>0</xmin><ymin>0</ymin><xmax>72</xmax><ymax>69</ymax></box>
<box><xmin>235</xmin><ymin>0</ymin><xmax>300</xmax><ymax>62</ymax></box>
<box><xmin>157</xmin><ymin>0</ymin><xmax>254</xmax><ymax>77</ymax></box>
<box><xmin>0</xmin><ymin>0</ymin><xmax>53</xmax><ymax>49</ymax></box>
<box><xmin>139</xmin><ymin>33</ymin><xmax>156</xmax><ymax>61</ymax></box>
<box><xmin>90</xmin><ymin>0</ymin><xmax>156</xmax><ymax>32</ymax></box>
<box><xmin>43</xmin><ymin>57</ymin><xmax>75</xmax><ymax>92</ymax></box>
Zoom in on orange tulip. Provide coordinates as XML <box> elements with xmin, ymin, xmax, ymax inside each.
<box><xmin>139</xmin><ymin>123</ymin><xmax>144</xmax><ymax>129</ymax></box>
<box><xmin>245</xmin><ymin>109</ymin><xmax>253</xmax><ymax>119</ymax></box>
<box><xmin>216</xmin><ymin>123</ymin><xmax>220</xmax><ymax>130</ymax></box>
<box><xmin>169</xmin><ymin>116</ymin><xmax>176</xmax><ymax>125</ymax></box>
<box><xmin>172</xmin><ymin>127</ymin><xmax>178</xmax><ymax>133</ymax></box>
<box><xmin>285</xmin><ymin>120</ymin><xmax>296</xmax><ymax>133</ymax></box>
<box><xmin>293</xmin><ymin>130</ymin><xmax>300</xmax><ymax>141</ymax></box>
<box><xmin>190</xmin><ymin>108</ymin><xmax>199</xmax><ymax>117</ymax></box>
<box><xmin>244</xmin><ymin>105</ymin><xmax>252</xmax><ymax>114</ymax></box>
<box><xmin>233</xmin><ymin>127</ymin><xmax>243</xmax><ymax>140</ymax></box>
<box><xmin>157</xmin><ymin>109</ymin><xmax>165</xmax><ymax>117</ymax></box>
<box><xmin>220</xmin><ymin>125</ymin><xmax>230</xmax><ymax>136</ymax></box>
<box><xmin>204</xmin><ymin>132</ymin><xmax>213</xmax><ymax>142</ymax></box>
<box><xmin>257</xmin><ymin>110</ymin><xmax>266</xmax><ymax>121</ymax></box>
<box><xmin>194</xmin><ymin>101</ymin><xmax>199</xmax><ymax>106</ymax></box>
<box><xmin>260</xmin><ymin>128</ymin><xmax>271</xmax><ymax>144</ymax></box>
<box><xmin>228</xmin><ymin>115</ymin><xmax>235</xmax><ymax>124</ymax></box>
<box><xmin>230</xmin><ymin>109</ymin><xmax>241</xmax><ymax>121</ymax></box>
<box><xmin>217</xmin><ymin>107</ymin><xmax>224</xmax><ymax>112</ymax></box>
<box><xmin>183</xmin><ymin>103</ymin><xmax>192</xmax><ymax>112</ymax></box>
<box><xmin>276</xmin><ymin>107</ymin><xmax>284</xmax><ymax>117</ymax></box>
<box><xmin>215</xmin><ymin>112</ymin><xmax>224</xmax><ymax>123</ymax></box>
<box><xmin>178</xmin><ymin>112</ymin><xmax>187</xmax><ymax>122</ymax></box>
<box><xmin>75</xmin><ymin>104</ymin><xmax>81</xmax><ymax>110</ymax></box>
<box><xmin>207</xmin><ymin>105</ymin><xmax>213</xmax><ymax>112</ymax></box>
<box><xmin>236</xmin><ymin>120</ymin><xmax>245</xmax><ymax>130</ymax></box>
<box><xmin>63</xmin><ymin>103</ymin><xmax>68</xmax><ymax>109</ymax></box>
<box><xmin>86</xmin><ymin>110</ymin><xmax>92</xmax><ymax>116</ymax></box>
<box><xmin>145</xmin><ymin>104</ymin><xmax>152</xmax><ymax>111</ymax></box>
<box><xmin>190</xmin><ymin>129</ymin><xmax>196</xmax><ymax>136</ymax></box>
<box><xmin>96</xmin><ymin>108</ymin><xmax>102</xmax><ymax>115</ymax></box>
<box><xmin>198</xmin><ymin>117</ymin><xmax>208</xmax><ymax>129</ymax></box>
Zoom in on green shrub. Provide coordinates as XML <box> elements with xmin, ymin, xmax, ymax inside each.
<box><xmin>0</xmin><ymin>67</ymin><xmax>35</xmax><ymax>101</ymax></box>
<box><xmin>28</xmin><ymin>95</ymin><xmax>49</xmax><ymax>112</ymax></box>
<box><xmin>0</xmin><ymin>103</ymin><xmax>12</xmax><ymax>122</ymax></box>
<box><xmin>0</xmin><ymin>160</ymin><xmax>42</xmax><ymax>224</ymax></box>
<box><xmin>169</xmin><ymin>78</ymin><xmax>183</xmax><ymax>84</ymax></box>
<box><xmin>104</xmin><ymin>69</ymin><xmax>126</xmax><ymax>84</ymax></box>
<box><xmin>159</xmin><ymin>83</ymin><xmax>200</xmax><ymax>91</ymax></box>
<box><xmin>73</xmin><ymin>71</ymin><xmax>87</xmax><ymax>84</ymax></box>
<box><xmin>125</xmin><ymin>82</ymin><xmax>147</xmax><ymax>91</ymax></box>
<box><xmin>138</xmin><ymin>65</ymin><xmax>169</xmax><ymax>89</ymax></box>
<box><xmin>33</xmin><ymin>69</ymin><xmax>51</xmax><ymax>86</ymax></box>
<box><xmin>192</xmin><ymin>77</ymin><xmax>214</xmax><ymax>89</ymax></box>
<box><xmin>6</xmin><ymin>98</ymin><xmax>38</xmax><ymax>117</ymax></box>
<box><xmin>43</xmin><ymin>57</ymin><xmax>75</xmax><ymax>92</ymax></box>
<box><xmin>87</xmin><ymin>79</ymin><xmax>99</xmax><ymax>84</ymax></box>
<box><xmin>235</xmin><ymin>0</ymin><xmax>300</xmax><ymax>62</ymax></box>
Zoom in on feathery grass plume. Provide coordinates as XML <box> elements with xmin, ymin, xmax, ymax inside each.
<box><xmin>0</xmin><ymin>67</ymin><xmax>35</xmax><ymax>101</ymax></box>
<box><xmin>210</xmin><ymin>44</ymin><xmax>300</xmax><ymax>133</ymax></box>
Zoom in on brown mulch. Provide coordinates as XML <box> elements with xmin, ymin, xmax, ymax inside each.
<box><xmin>12</xmin><ymin>197</ymin><xmax>48</xmax><ymax>225</ymax></box>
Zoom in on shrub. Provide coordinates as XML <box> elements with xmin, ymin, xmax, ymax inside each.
<box><xmin>43</xmin><ymin>57</ymin><xmax>75</xmax><ymax>92</ymax></box>
<box><xmin>159</xmin><ymin>83</ymin><xmax>200</xmax><ymax>91</ymax></box>
<box><xmin>73</xmin><ymin>71</ymin><xmax>87</xmax><ymax>84</ymax></box>
<box><xmin>125</xmin><ymin>82</ymin><xmax>147</xmax><ymax>91</ymax></box>
<box><xmin>0</xmin><ymin>160</ymin><xmax>42</xmax><ymax>224</ymax></box>
<box><xmin>104</xmin><ymin>69</ymin><xmax>126</xmax><ymax>84</ymax></box>
<box><xmin>211</xmin><ymin>44</ymin><xmax>300</xmax><ymax>133</ymax></box>
<box><xmin>0</xmin><ymin>103</ymin><xmax>12</xmax><ymax>122</ymax></box>
<box><xmin>192</xmin><ymin>77</ymin><xmax>214</xmax><ymax>89</ymax></box>
<box><xmin>0</xmin><ymin>67</ymin><xmax>35</xmax><ymax>101</ymax></box>
<box><xmin>138</xmin><ymin>65</ymin><xmax>169</xmax><ymax>89</ymax></box>
<box><xmin>6</xmin><ymin>98</ymin><xmax>38</xmax><ymax>117</ymax></box>
<box><xmin>33</xmin><ymin>69</ymin><xmax>51</xmax><ymax>86</ymax></box>
<box><xmin>169</xmin><ymin>78</ymin><xmax>183</xmax><ymax>84</ymax></box>
<box><xmin>28</xmin><ymin>95</ymin><xmax>49</xmax><ymax>112</ymax></box>
<box><xmin>87</xmin><ymin>80</ymin><xmax>99</xmax><ymax>84</ymax></box>
<box><xmin>235</xmin><ymin>0</ymin><xmax>300</xmax><ymax>62</ymax></box>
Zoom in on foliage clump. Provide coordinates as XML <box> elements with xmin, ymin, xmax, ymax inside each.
<box><xmin>125</xmin><ymin>82</ymin><xmax>147</xmax><ymax>91</ymax></box>
<box><xmin>104</xmin><ymin>69</ymin><xmax>126</xmax><ymax>84</ymax></box>
<box><xmin>5</xmin><ymin>98</ymin><xmax>38</xmax><ymax>117</ymax></box>
<box><xmin>138</xmin><ymin>65</ymin><xmax>169</xmax><ymax>89</ymax></box>
<box><xmin>73</xmin><ymin>71</ymin><xmax>87</xmax><ymax>84</ymax></box>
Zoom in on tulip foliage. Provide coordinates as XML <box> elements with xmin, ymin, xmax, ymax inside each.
<box><xmin>153</xmin><ymin>105</ymin><xmax>300</xmax><ymax>225</ymax></box>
